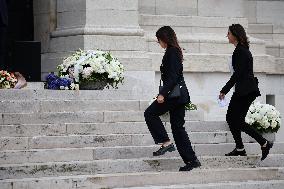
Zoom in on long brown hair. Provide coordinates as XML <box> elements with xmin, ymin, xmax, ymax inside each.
<box><xmin>229</xmin><ymin>24</ymin><xmax>250</xmax><ymax>49</ymax></box>
<box><xmin>156</xmin><ymin>26</ymin><xmax>183</xmax><ymax>61</ymax></box>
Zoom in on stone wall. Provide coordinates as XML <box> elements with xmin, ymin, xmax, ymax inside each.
<box><xmin>245</xmin><ymin>0</ymin><xmax>284</xmax><ymax>42</ymax></box>
<box><xmin>139</xmin><ymin>0</ymin><xmax>245</xmax><ymax>17</ymax></box>
<box><xmin>33</xmin><ymin>0</ymin><xmax>284</xmax><ymax>141</ymax></box>
<box><xmin>35</xmin><ymin>0</ymin><xmax>155</xmax><ymax>99</ymax></box>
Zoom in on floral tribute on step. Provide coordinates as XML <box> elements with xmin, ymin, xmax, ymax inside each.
<box><xmin>45</xmin><ymin>49</ymin><xmax>124</xmax><ymax>90</ymax></box>
<box><xmin>245</xmin><ymin>101</ymin><xmax>281</xmax><ymax>133</ymax></box>
<box><xmin>0</xmin><ymin>70</ymin><xmax>17</xmax><ymax>89</ymax></box>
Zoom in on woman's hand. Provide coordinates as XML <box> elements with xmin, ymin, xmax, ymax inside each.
<box><xmin>219</xmin><ymin>93</ymin><xmax>225</xmax><ymax>100</ymax></box>
<box><xmin>157</xmin><ymin>95</ymin><xmax>165</xmax><ymax>103</ymax></box>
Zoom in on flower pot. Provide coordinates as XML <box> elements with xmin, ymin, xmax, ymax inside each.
<box><xmin>261</xmin><ymin>132</ymin><xmax>276</xmax><ymax>142</ymax></box>
<box><xmin>79</xmin><ymin>80</ymin><xmax>107</xmax><ymax>90</ymax></box>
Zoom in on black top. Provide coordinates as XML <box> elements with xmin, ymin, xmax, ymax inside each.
<box><xmin>0</xmin><ymin>0</ymin><xmax>8</xmax><ymax>26</ymax></box>
<box><xmin>221</xmin><ymin>43</ymin><xmax>260</xmax><ymax>97</ymax></box>
<box><xmin>159</xmin><ymin>47</ymin><xmax>190</xmax><ymax>104</ymax></box>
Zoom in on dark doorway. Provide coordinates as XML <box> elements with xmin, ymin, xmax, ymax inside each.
<box><xmin>6</xmin><ymin>0</ymin><xmax>41</xmax><ymax>81</ymax></box>
<box><xmin>7</xmin><ymin>0</ymin><xmax>34</xmax><ymax>42</ymax></box>
<box><xmin>6</xmin><ymin>0</ymin><xmax>34</xmax><ymax>70</ymax></box>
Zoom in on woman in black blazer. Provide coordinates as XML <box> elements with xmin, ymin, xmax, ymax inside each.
<box><xmin>219</xmin><ymin>24</ymin><xmax>272</xmax><ymax>160</ymax></box>
<box><xmin>144</xmin><ymin>26</ymin><xmax>200</xmax><ymax>171</ymax></box>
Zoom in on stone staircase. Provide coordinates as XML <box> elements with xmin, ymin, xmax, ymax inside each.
<box><xmin>1</xmin><ymin>1</ymin><xmax>284</xmax><ymax>188</ymax></box>
<box><xmin>139</xmin><ymin>12</ymin><xmax>277</xmax><ymax>123</ymax></box>
<box><xmin>140</xmin><ymin>14</ymin><xmax>269</xmax><ymax>59</ymax></box>
<box><xmin>0</xmin><ymin>89</ymin><xmax>284</xmax><ymax>189</ymax></box>
<box><xmin>248</xmin><ymin>23</ymin><xmax>284</xmax><ymax>74</ymax></box>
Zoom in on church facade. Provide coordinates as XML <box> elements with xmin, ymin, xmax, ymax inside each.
<box><xmin>33</xmin><ymin>0</ymin><xmax>284</xmax><ymax>141</ymax></box>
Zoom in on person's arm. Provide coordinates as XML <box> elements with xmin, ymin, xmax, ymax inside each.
<box><xmin>159</xmin><ymin>48</ymin><xmax>180</xmax><ymax>97</ymax></box>
<box><xmin>220</xmin><ymin>49</ymin><xmax>247</xmax><ymax>95</ymax></box>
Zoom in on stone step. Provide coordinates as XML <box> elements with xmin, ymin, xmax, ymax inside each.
<box><xmin>248</xmin><ymin>24</ymin><xmax>274</xmax><ymax>35</ymax></box>
<box><xmin>42</xmin><ymin>51</ymin><xmax>153</xmax><ymax>77</ymax></box>
<box><xmin>0</xmin><ymin>110</ymin><xmax>203</xmax><ymax>125</ymax></box>
<box><xmin>0</xmin><ymin>100</ymin><xmax>145</xmax><ymax>113</ymax></box>
<box><xmin>23</xmin><ymin>82</ymin><xmax>45</xmax><ymax>90</ymax></box>
<box><xmin>116</xmin><ymin>180</ymin><xmax>284</xmax><ymax>189</ymax></box>
<box><xmin>279</xmin><ymin>43</ymin><xmax>284</xmax><ymax>57</ymax></box>
<box><xmin>276</xmin><ymin>58</ymin><xmax>284</xmax><ymax>64</ymax></box>
<box><xmin>226</xmin><ymin>132</ymin><xmax>276</xmax><ymax>144</ymax></box>
<box><xmin>0</xmin><ymin>155</ymin><xmax>283</xmax><ymax>179</ymax></box>
<box><xmin>139</xmin><ymin>14</ymin><xmax>248</xmax><ymax>34</ymax></box>
<box><xmin>265</xmin><ymin>41</ymin><xmax>284</xmax><ymax>58</ymax></box>
<box><xmin>49</xmin><ymin>35</ymin><xmax>147</xmax><ymax>53</ymax></box>
<box><xmin>0</xmin><ymin>168</ymin><xmax>283</xmax><ymax>189</ymax></box>
<box><xmin>1</xmin><ymin>143</ymin><xmax>284</xmax><ymax>164</ymax></box>
<box><xmin>0</xmin><ymin>89</ymin><xmax>153</xmax><ymax>101</ymax></box>
<box><xmin>40</xmin><ymin>47</ymin><xmax>279</xmax><ymax>83</ymax></box>
<box><xmin>149</xmin><ymin>53</ymin><xmax>277</xmax><ymax>74</ymax></box>
<box><xmin>0</xmin><ymin>132</ymin><xmax>228</xmax><ymax>150</ymax></box>
<box><xmin>0</xmin><ymin>131</ymin><xmax>276</xmax><ymax>151</ymax></box>
<box><xmin>1</xmin><ymin>121</ymin><xmax>274</xmax><ymax>144</ymax></box>
<box><xmin>275</xmin><ymin>58</ymin><xmax>284</xmax><ymax>73</ymax></box>
<box><xmin>0</xmin><ymin>121</ymin><xmax>228</xmax><ymax>137</ymax></box>
<box><xmin>139</xmin><ymin>0</ymin><xmax>198</xmax><ymax>16</ymax></box>
<box><xmin>146</xmin><ymin>34</ymin><xmax>265</xmax><ymax>55</ymax></box>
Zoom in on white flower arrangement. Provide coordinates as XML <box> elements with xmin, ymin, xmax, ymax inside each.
<box><xmin>57</xmin><ymin>49</ymin><xmax>124</xmax><ymax>89</ymax></box>
<box><xmin>245</xmin><ymin>101</ymin><xmax>281</xmax><ymax>133</ymax></box>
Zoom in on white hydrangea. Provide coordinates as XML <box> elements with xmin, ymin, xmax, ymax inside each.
<box><xmin>82</xmin><ymin>67</ymin><xmax>94</xmax><ymax>79</ymax></box>
<box><xmin>57</xmin><ymin>49</ymin><xmax>124</xmax><ymax>88</ymax></box>
<box><xmin>245</xmin><ymin>101</ymin><xmax>281</xmax><ymax>132</ymax></box>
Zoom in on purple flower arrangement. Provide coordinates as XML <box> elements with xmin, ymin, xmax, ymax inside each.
<box><xmin>45</xmin><ymin>72</ymin><xmax>73</xmax><ymax>90</ymax></box>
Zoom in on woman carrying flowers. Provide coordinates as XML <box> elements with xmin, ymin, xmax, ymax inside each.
<box><xmin>219</xmin><ymin>24</ymin><xmax>272</xmax><ymax>161</ymax></box>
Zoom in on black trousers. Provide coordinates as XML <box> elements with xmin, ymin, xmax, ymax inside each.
<box><xmin>144</xmin><ymin>100</ymin><xmax>197</xmax><ymax>163</ymax></box>
<box><xmin>226</xmin><ymin>92</ymin><xmax>267</xmax><ymax>149</ymax></box>
<box><xmin>0</xmin><ymin>26</ymin><xmax>7</xmax><ymax>69</ymax></box>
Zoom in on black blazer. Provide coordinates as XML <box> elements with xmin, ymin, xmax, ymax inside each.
<box><xmin>0</xmin><ymin>0</ymin><xmax>8</xmax><ymax>26</ymax></box>
<box><xmin>159</xmin><ymin>47</ymin><xmax>190</xmax><ymax>104</ymax></box>
<box><xmin>221</xmin><ymin>43</ymin><xmax>260</xmax><ymax>97</ymax></box>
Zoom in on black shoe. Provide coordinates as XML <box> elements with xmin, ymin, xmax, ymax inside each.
<box><xmin>261</xmin><ymin>141</ymin><xmax>273</xmax><ymax>161</ymax></box>
<box><xmin>225</xmin><ymin>148</ymin><xmax>247</xmax><ymax>156</ymax></box>
<box><xmin>153</xmin><ymin>143</ymin><xmax>176</xmax><ymax>156</ymax></box>
<box><xmin>179</xmin><ymin>159</ymin><xmax>201</xmax><ymax>172</ymax></box>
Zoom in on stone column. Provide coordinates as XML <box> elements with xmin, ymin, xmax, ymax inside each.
<box><xmin>50</xmin><ymin>0</ymin><xmax>146</xmax><ymax>53</ymax></box>
<box><xmin>33</xmin><ymin>0</ymin><xmax>57</xmax><ymax>53</ymax></box>
<box><xmin>43</xmin><ymin>0</ymin><xmax>154</xmax><ymax>98</ymax></box>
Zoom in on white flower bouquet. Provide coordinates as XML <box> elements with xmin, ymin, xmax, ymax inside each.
<box><xmin>245</xmin><ymin>101</ymin><xmax>281</xmax><ymax>133</ymax></box>
<box><xmin>57</xmin><ymin>49</ymin><xmax>124</xmax><ymax>89</ymax></box>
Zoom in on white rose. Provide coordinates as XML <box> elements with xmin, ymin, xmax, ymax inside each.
<box><xmin>82</xmin><ymin>67</ymin><xmax>94</xmax><ymax>79</ymax></box>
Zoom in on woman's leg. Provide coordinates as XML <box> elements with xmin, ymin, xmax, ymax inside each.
<box><xmin>226</xmin><ymin>94</ymin><xmax>245</xmax><ymax>149</ymax></box>
<box><xmin>226</xmin><ymin>93</ymin><xmax>272</xmax><ymax>160</ymax></box>
<box><xmin>169</xmin><ymin>104</ymin><xmax>197</xmax><ymax>163</ymax></box>
<box><xmin>144</xmin><ymin>100</ymin><xmax>172</xmax><ymax>144</ymax></box>
<box><xmin>238</xmin><ymin>94</ymin><xmax>267</xmax><ymax>146</ymax></box>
